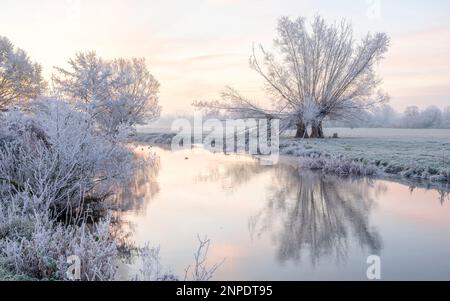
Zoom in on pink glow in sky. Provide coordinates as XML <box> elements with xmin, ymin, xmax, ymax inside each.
<box><xmin>1</xmin><ymin>0</ymin><xmax>449</xmax><ymax>113</ymax></box>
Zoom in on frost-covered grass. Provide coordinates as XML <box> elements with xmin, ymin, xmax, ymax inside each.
<box><xmin>281</xmin><ymin>128</ymin><xmax>450</xmax><ymax>184</ymax></box>
<box><xmin>0</xmin><ymin>194</ymin><xmax>118</xmax><ymax>281</ymax></box>
<box><xmin>299</xmin><ymin>156</ymin><xmax>379</xmax><ymax>177</ymax></box>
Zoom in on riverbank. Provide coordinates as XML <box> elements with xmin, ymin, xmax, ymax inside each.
<box><xmin>133</xmin><ymin>128</ymin><xmax>450</xmax><ymax>191</ymax></box>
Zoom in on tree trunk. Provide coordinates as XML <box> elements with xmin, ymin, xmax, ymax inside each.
<box><xmin>295</xmin><ymin>121</ymin><xmax>309</xmax><ymax>139</ymax></box>
<box><xmin>310</xmin><ymin>121</ymin><xmax>325</xmax><ymax>139</ymax></box>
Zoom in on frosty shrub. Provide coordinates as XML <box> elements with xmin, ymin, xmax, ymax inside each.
<box><xmin>300</xmin><ymin>156</ymin><xmax>379</xmax><ymax>177</ymax></box>
<box><xmin>0</xmin><ymin>98</ymin><xmax>138</xmax><ymax>213</ymax></box>
<box><xmin>0</xmin><ymin>191</ymin><xmax>117</xmax><ymax>281</ymax></box>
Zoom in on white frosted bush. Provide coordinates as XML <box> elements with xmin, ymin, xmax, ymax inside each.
<box><xmin>300</xmin><ymin>156</ymin><xmax>379</xmax><ymax>177</ymax></box>
<box><xmin>0</xmin><ymin>190</ymin><xmax>118</xmax><ymax>281</ymax></box>
<box><xmin>0</xmin><ymin>99</ymin><xmax>137</xmax><ymax>211</ymax></box>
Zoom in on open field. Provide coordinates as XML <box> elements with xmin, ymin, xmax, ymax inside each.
<box><xmin>283</xmin><ymin>128</ymin><xmax>450</xmax><ymax>181</ymax></box>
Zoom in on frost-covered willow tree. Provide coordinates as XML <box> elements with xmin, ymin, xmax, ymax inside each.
<box><xmin>52</xmin><ymin>52</ymin><xmax>161</xmax><ymax>134</ymax></box>
<box><xmin>195</xmin><ymin>16</ymin><xmax>390</xmax><ymax>138</ymax></box>
<box><xmin>0</xmin><ymin>36</ymin><xmax>45</xmax><ymax>111</ymax></box>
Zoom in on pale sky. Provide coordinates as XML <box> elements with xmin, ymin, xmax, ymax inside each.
<box><xmin>1</xmin><ymin>0</ymin><xmax>450</xmax><ymax>114</ymax></box>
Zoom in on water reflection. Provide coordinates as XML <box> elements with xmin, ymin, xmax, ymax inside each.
<box><xmin>408</xmin><ymin>186</ymin><xmax>450</xmax><ymax>205</ymax></box>
<box><xmin>112</xmin><ymin>148</ymin><xmax>161</xmax><ymax>214</ymax></box>
<box><xmin>252</xmin><ymin>168</ymin><xmax>383</xmax><ymax>265</ymax></box>
<box><xmin>198</xmin><ymin>161</ymin><xmax>384</xmax><ymax>265</ymax></box>
<box><xmin>119</xmin><ymin>148</ymin><xmax>450</xmax><ymax>280</ymax></box>
<box><xmin>194</xmin><ymin>160</ymin><xmax>271</xmax><ymax>192</ymax></box>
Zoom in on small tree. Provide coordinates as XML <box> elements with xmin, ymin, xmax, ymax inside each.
<box><xmin>0</xmin><ymin>36</ymin><xmax>45</xmax><ymax>111</ymax></box>
<box><xmin>402</xmin><ymin>106</ymin><xmax>420</xmax><ymax>128</ymax></box>
<box><xmin>419</xmin><ymin>106</ymin><xmax>442</xmax><ymax>129</ymax></box>
<box><xmin>369</xmin><ymin>104</ymin><xmax>398</xmax><ymax>127</ymax></box>
<box><xmin>195</xmin><ymin>16</ymin><xmax>390</xmax><ymax>138</ymax></box>
<box><xmin>52</xmin><ymin>52</ymin><xmax>161</xmax><ymax>134</ymax></box>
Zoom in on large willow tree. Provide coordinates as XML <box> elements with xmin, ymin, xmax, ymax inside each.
<box><xmin>195</xmin><ymin>16</ymin><xmax>390</xmax><ymax>138</ymax></box>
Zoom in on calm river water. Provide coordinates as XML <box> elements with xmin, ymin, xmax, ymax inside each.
<box><xmin>118</xmin><ymin>146</ymin><xmax>450</xmax><ymax>281</ymax></box>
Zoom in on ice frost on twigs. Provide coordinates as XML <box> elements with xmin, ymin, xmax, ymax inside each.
<box><xmin>0</xmin><ymin>98</ymin><xmax>137</xmax><ymax>212</ymax></box>
<box><xmin>0</xmin><ymin>36</ymin><xmax>46</xmax><ymax>111</ymax></box>
<box><xmin>195</xmin><ymin>15</ymin><xmax>390</xmax><ymax>138</ymax></box>
<box><xmin>0</xmin><ymin>192</ymin><xmax>118</xmax><ymax>281</ymax></box>
<box><xmin>52</xmin><ymin>52</ymin><xmax>161</xmax><ymax>135</ymax></box>
<box><xmin>132</xmin><ymin>235</ymin><xmax>224</xmax><ymax>281</ymax></box>
<box><xmin>132</xmin><ymin>244</ymin><xmax>178</xmax><ymax>281</ymax></box>
<box><xmin>183</xmin><ymin>235</ymin><xmax>225</xmax><ymax>281</ymax></box>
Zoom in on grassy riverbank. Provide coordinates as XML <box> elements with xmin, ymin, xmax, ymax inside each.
<box><xmin>135</xmin><ymin>127</ymin><xmax>450</xmax><ymax>188</ymax></box>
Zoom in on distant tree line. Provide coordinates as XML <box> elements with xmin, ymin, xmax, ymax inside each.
<box><xmin>326</xmin><ymin>104</ymin><xmax>450</xmax><ymax>129</ymax></box>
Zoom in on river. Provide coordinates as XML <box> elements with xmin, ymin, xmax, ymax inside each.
<box><xmin>117</xmin><ymin>146</ymin><xmax>450</xmax><ymax>280</ymax></box>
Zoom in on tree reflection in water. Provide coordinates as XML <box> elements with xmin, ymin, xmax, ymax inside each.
<box><xmin>194</xmin><ymin>160</ymin><xmax>271</xmax><ymax>192</ymax></box>
<box><xmin>197</xmin><ymin>160</ymin><xmax>384</xmax><ymax>265</ymax></box>
<box><xmin>110</xmin><ymin>147</ymin><xmax>161</xmax><ymax>214</ymax></box>
<box><xmin>250</xmin><ymin>166</ymin><xmax>383</xmax><ymax>265</ymax></box>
